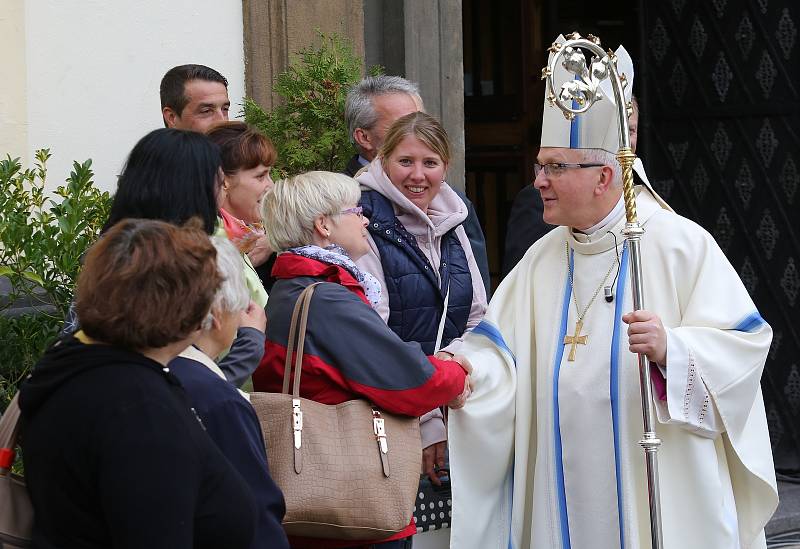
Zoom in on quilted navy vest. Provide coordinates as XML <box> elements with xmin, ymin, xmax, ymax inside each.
<box><xmin>360</xmin><ymin>190</ymin><xmax>472</xmax><ymax>354</ymax></box>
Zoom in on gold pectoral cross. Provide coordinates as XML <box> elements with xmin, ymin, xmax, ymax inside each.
<box><xmin>563</xmin><ymin>319</ymin><xmax>588</xmax><ymax>361</ymax></box>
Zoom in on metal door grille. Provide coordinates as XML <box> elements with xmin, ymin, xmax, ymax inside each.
<box><xmin>643</xmin><ymin>1</ymin><xmax>800</xmax><ymax>470</ymax></box>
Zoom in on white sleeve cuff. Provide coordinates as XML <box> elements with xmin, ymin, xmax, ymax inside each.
<box><xmin>653</xmin><ymin>329</ymin><xmax>722</xmax><ymax>438</ymax></box>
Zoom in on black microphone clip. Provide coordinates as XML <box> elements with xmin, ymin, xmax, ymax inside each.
<box><xmin>604</xmin><ymin>286</ymin><xmax>613</xmax><ymax>303</ymax></box>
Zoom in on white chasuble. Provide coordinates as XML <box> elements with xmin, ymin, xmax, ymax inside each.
<box><xmin>448</xmin><ymin>187</ymin><xmax>777</xmax><ymax>549</ymax></box>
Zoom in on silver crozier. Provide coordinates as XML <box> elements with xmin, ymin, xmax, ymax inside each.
<box><xmin>542</xmin><ymin>32</ymin><xmax>664</xmax><ymax>549</ymax></box>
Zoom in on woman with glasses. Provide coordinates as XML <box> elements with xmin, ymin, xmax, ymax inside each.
<box><xmin>252</xmin><ymin>171</ymin><xmax>472</xmax><ymax>549</ymax></box>
<box><xmin>354</xmin><ymin>112</ymin><xmax>488</xmax><ymax>487</ymax></box>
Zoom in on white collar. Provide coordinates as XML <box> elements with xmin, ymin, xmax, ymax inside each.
<box><xmin>581</xmin><ymin>194</ymin><xmax>625</xmax><ymax>238</ymax></box>
<box><xmin>178</xmin><ymin>346</ymin><xmax>250</xmax><ymax>402</ymax></box>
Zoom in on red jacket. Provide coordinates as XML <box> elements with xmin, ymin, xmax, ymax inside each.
<box><xmin>254</xmin><ymin>253</ymin><xmax>467</xmax><ymax>548</ymax></box>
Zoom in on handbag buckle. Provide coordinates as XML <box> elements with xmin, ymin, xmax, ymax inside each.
<box><xmin>373</xmin><ymin>410</ymin><xmax>388</xmax><ymax>454</ymax></box>
<box><xmin>292</xmin><ymin>399</ymin><xmax>303</xmax><ymax>449</ymax></box>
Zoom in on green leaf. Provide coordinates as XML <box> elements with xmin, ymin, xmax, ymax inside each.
<box><xmin>20</xmin><ymin>271</ymin><xmax>44</xmax><ymax>285</ymax></box>
<box><xmin>243</xmin><ymin>30</ymin><xmax>358</xmax><ymax>177</ymax></box>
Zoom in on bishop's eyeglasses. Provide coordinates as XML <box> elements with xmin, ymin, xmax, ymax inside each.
<box><xmin>533</xmin><ymin>163</ymin><xmax>604</xmax><ymax>178</ymax></box>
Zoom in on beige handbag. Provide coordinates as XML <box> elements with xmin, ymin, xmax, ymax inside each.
<box><xmin>250</xmin><ymin>283</ymin><xmax>422</xmax><ymax>541</ymax></box>
<box><xmin>0</xmin><ymin>393</ymin><xmax>34</xmax><ymax>548</ymax></box>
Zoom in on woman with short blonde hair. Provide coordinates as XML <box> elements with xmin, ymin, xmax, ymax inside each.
<box><xmin>254</xmin><ymin>170</ymin><xmax>472</xmax><ymax>549</ymax></box>
<box><xmin>263</xmin><ymin>171</ymin><xmax>361</xmax><ymax>252</ymax></box>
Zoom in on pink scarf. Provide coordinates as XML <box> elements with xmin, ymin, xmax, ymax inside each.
<box><xmin>219</xmin><ymin>208</ymin><xmax>265</xmax><ymax>254</ymax></box>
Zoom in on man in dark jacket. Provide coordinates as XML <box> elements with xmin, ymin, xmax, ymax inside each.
<box><xmin>344</xmin><ymin>75</ymin><xmax>492</xmax><ymax>296</ymax></box>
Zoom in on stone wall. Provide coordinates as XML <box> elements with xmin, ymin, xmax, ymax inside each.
<box><xmin>242</xmin><ymin>0</ymin><xmax>365</xmax><ymax>111</ymax></box>
<box><xmin>244</xmin><ymin>0</ymin><xmax>466</xmax><ymax>190</ymax></box>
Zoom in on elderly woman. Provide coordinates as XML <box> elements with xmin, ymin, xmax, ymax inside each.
<box><xmin>89</xmin><ymin>128</ymin><xmax>266</xmax><ymax>387</ymax></box>
<box><xmin>19</xmin><ymin>219</ymin><xmax>257</xmax><ymax>549</ymax></box>
<box><xmin>207</xmin><ymin>121</ymin><xmax>278</xmax><ymax>294</ymax></box>
<box><xmin>168</xmin><ymin>236</ymin><xmax>288</xmax><ymax>549</ymax></box>
<box><xmin>252</xmin><ymin>171</ymin><xmax>471</xmax><ymax>549</ymax></box>
<box><xmin>355</xmin><ymin>112</ymin><xmax>487</xmax><ymax>484</ymax></box>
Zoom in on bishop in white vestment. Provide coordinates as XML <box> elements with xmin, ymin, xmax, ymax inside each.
<box><xmin>447</xmin><ymin>40</ymin><xmax>778</xmax><ymax>549</ymax></box>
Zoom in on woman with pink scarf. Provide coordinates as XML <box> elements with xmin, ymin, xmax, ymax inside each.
<box><xmin>207</xmin><ymin>121</ymin><xmax>277</xmax><ymax>297</ymax></box>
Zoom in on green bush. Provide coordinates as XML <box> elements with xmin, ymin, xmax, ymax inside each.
<box><xmin>0</xmin><ymin>150</ymin><xmax>111</xmax><ymax>412</ymax></box>
<box><xmin>243</xmin><ymin>32</ymin><xmax>381</xmax><ymax>178</ymax></box>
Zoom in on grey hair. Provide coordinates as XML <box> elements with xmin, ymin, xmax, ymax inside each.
<box><xmin>262</xmin><ymin>171</ymin><xmax>361</xmax><ymax>251</ymax></box>
<box><xmin>209</xmin><ymin>236</ymin><xmax>250</xmax><ymax>316</ymax></box>
<box><xmin>582</xmin><ymin>148</ymin><xmax>622</xmax><ymax>188</ymax></box>
<box><xmin>345</xmin><ymin>76</ymin><xmax>422</xmax><ymax>143</ymax></box>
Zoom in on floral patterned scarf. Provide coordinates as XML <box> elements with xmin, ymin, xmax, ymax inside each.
<box><xmin>287</xmin><ymin>244</ymin><xmax>382</xmax><ymax>309</ymax></box>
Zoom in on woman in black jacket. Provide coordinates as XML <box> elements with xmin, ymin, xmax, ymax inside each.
<box><xmin>20</xmin><ymin>219</ymin><xmax>257</xmax><ymax>549</ymax></box>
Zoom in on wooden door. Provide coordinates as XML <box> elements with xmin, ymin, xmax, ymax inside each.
<box><xmin>642</xmin><ymin>0</ymin><xmax>800</xmax><ymax>472</ymax></box>
<box><xmin>463</xmin><ymin>0</ymin><xmax>547</xmax><ymax>291</ymax></box>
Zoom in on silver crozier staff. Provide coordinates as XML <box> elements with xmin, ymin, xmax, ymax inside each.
<box><xmin>542</xmin><ymin>32</ymin><xmax>664</xmax><ymax>549</ymax></box>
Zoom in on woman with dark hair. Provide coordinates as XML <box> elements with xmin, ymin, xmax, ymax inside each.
<box><xmin>75</xmin><ymin>128</ymin><xmax>267</xmax><ymax>386</ymax></box>
<box><xmin>19</xmin><ymin>219</ymin><xmax>258</xmax><ymax>549</ymax></box>
<box><xmin>103</xmin><ymin>128</ymin><xmax>221</xmax><ymax>234</ymax></box>
<box><xmin>206</xmin><ymin>121</ymin><xmax>278</xmax><ymax>293</ymax></box>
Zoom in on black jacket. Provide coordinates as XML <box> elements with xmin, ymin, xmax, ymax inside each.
<box><xmin>19</xmin><ymin>336</ymin><xmax>257</xmax><ymax>549</ymax></box>
<box><xmin>502</xmin><ymin>185</ymin><xmax>554</xmax><ymax>276</ymax></box>
<box><xmin>169</xmin><ymin>355</ymin><xmax>289</xmax><ymax>549</ymax></box>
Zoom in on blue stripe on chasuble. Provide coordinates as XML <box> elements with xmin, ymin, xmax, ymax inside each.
<box><xmin>609</xmin><ymin>243</ymin><xmax>630</xmax><ymax>549</ymax></box>
<box><xmin>468</xmin><ymin>321</ymin><xmax>517</xmax><ymax>548</ymax></box>
<box><xmin>473</xmin><ymin>321</ymin><xmax>516</xmax><ymax>363</ymax></box>
<box><xmin>733</xmin><ymin>311</ymin><xmax>766</xmax><ymax>333</ymax></box>
<box><xmin>552</xmin><ymin>249</ymin><xmax>574</xmax><ymax>549</ymax></box>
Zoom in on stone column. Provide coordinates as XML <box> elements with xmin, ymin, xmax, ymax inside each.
<box><xmin>242</xmin><ymin>0</ymin><xmax>365</xmax><ymax>111</ymax></box>
<box><xmin>365</xmin><ymin>0</ymin><xmax>465</xmax><ymax>191</ymax></box>
<box><xmin>243</xmin><ymin>0</ymin><xmax>464</xmax><ymax>190</ymax></box>
<box><xmin>404</xmin><ymin>0</ymin><xmax>465</xmax><ymax>191</ymax></box>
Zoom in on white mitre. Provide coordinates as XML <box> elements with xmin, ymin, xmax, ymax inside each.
<box><xmin>541</xmin><ymin>34</ymin><xmax>634</xmax><ymax>154</ymax></box>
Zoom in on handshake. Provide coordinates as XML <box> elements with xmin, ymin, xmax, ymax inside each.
<box><xmin>435</xmin><ymin>351</ymin><xmax>474</xmax><ymax>409</ymax></box>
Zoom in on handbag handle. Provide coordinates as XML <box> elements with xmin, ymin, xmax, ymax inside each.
<box><xmin>281</xmin><ymin>283</ymin><xmax>322</xmax><ymax>396</ymax></box>
<box><xmin>280</xmin><ymin>283</ymin><xmax>321</xmax><ymax>474</ymax></box>
<box><xmin>0</xmin><ymin>393</ymin><xmax>22</xmax><ymax>473</ymax></box>
<box><xmin>277</xmin><ymin>282</ymin><xmax>397</xmax><ymax>477</ymax></box>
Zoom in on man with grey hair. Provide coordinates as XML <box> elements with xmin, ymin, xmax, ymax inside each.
<box><xmin>502</xmin><ymin>95</ymin><xmax>646</xmax><ymax>276</ymax></box>
<box><xmin>447</xmin><ymin>41</ymin><xmax>776</xmax><ymax>549</ymax></box>
<box><xmin>344</xmin><ymin>75</ymin><xmax>491</xmax><ymax>296</ymax></box>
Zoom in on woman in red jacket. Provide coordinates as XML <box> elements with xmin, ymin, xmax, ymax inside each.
<box><xmin>254</xmin><ymin>171</ymin><xmax>471</xmax><ymax>549</ymax></box>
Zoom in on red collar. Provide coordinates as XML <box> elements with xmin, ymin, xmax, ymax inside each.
<box><xmin>272</xmin><ymin>253</ymin><xmax>370</xmax><ymax>306</ymax></box>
